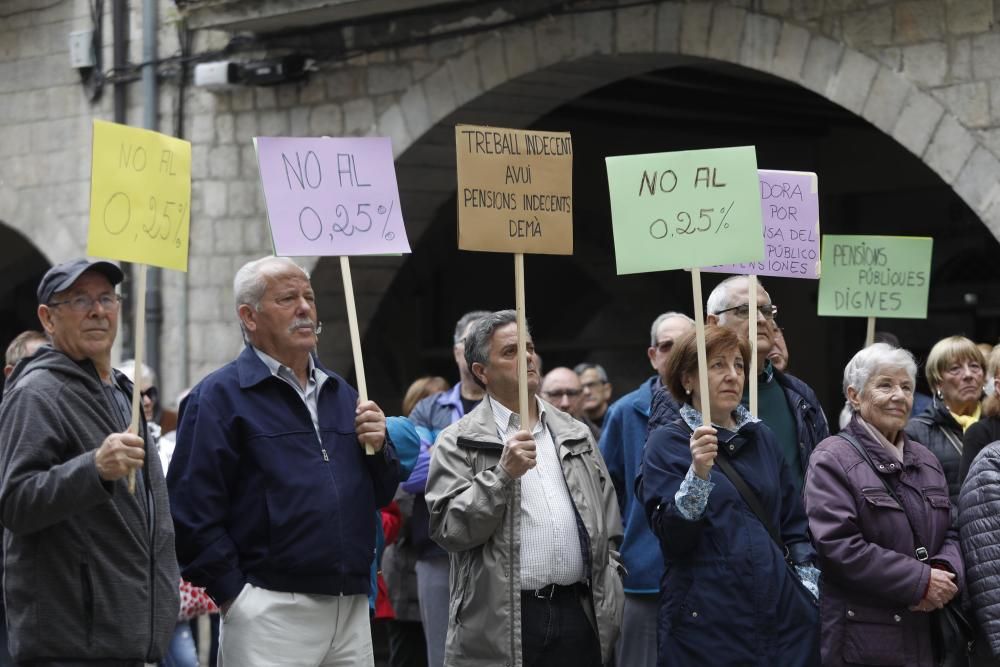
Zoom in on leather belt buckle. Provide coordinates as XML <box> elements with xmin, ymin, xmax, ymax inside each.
<box><xmin>534</xmin><ymin>583</ymin><xmax>557</xmax><ymax>600</ymax></box>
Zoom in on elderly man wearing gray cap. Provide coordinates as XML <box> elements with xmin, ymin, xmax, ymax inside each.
<box><xmin>0</xmin><ymin>258</ymin><xmax>179</xmax><ymax>665</ymax></box>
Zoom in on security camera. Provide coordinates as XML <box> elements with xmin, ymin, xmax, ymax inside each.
<box><xmin>193</xmin><ymin>61</ymin><xmax>240</xmax><ymax>90</ymax></box>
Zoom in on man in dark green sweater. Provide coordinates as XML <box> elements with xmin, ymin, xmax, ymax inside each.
<box><xmin>707</xmin><ymin>275</ymin><xmax>829</xmax><ymax>490</ymax></box>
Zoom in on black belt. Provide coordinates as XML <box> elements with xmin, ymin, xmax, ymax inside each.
<box><xmin>521</xmin><ymin>582</ymin><xmax>587</xmax><ymax>601</ymax></box>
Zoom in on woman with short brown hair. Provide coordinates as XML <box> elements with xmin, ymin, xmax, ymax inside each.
<box><xmin>640</xmin><ymin>325</ymin><xmax>819</xmax><ymax>666</ymax></box>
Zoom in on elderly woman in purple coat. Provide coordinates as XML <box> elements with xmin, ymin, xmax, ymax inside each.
<box><xmin>804</xmin><ymin>343</ymin><xmax>964</xmax><ymax>666</ymax></box>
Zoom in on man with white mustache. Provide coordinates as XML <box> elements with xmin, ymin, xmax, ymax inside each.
<box><xmin>168</xmin><ymin>256</ymin><xmax>400</xmax><ymax>667</ymax></box>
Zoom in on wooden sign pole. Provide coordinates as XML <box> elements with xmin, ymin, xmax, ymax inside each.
<box><xmin>748</xmin><ymin>274</ymin><xmax>758</xmax><ymax>416</ymax></box>
<box><xmin>127</xmin><ymin>263</ymin><xmax>148</xmax><ymax>494</ymax></box>
<box><xmin>691</xmin><ymin>269</ymin><xmax>711</xmax><ymax>426</ymax></box>
<box><xmin>515</xmin><ymin>253</ymin><xmax>530</xmax><ymax>423</ymax></box>
<box><xmin>340</xmin><ymin>255</ymin><xmax>375</xmax><ymax>455</ymax></box>
<box><xmin>865</xmin><ymin>316</ymin><xmax>876</xmax><ymax>348</ymax></box>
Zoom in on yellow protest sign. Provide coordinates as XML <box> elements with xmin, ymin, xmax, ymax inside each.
<box><xmin>88</xmin><ymin>120</ymin><xmax>192</xmax><ymax>271</ymax></box>
<box><xmin>456</xmin><ymin>124</ymin><xmax>573</xmax><ymax>255</ymax></box>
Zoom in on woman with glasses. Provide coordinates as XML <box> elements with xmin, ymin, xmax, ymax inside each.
<box><xmin>905</xmin><ymin>336</ymin><xmax>986</xmax><ymax>514</ymax></box>
<box><xmin>639</xmin><ymin>325</ymin><xmax>819</xmax><ymax>666</ymax></box>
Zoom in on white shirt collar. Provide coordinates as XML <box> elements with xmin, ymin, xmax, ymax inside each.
<box><xmin>488</xmin><ymin>394</ymin><xmax>548</xmax><ymax>435</ymax></box>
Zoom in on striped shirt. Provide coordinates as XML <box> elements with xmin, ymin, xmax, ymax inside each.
<box><xmin>488</xmin><ymin>396</ymin><xmax>586</xmax><ymax>589</ymax></box>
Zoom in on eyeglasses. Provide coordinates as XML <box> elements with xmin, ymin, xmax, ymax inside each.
<box><xmin>48</xmin><ymin>294</ymin><xmax>123</xmax><ymax>314</ymax></box>
<box><xmin>141</xmin><ymin>386</ymin><xmax>158</xmax><ymax>402</ymax></box>
<box><xmin>714</xmin><ymin>303</ymin><xmax>778</xmax><ymax>320</ymax></box>
<box><xmin>581</xmin><ymin>380</ymin><xmax>606</xmax><ymax>392</ymax></box>
<box><xmin>653</xmin><ymin>340</ymin><xmax>674</xmax><ymax>354</ymax></box>
<box><xmin>543</xmin><ymin>389</ymin><xmax>582</xmax><ymax>399</ymax></box>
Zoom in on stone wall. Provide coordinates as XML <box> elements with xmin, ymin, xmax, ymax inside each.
<box><xmin>2</xmin><ymin>0</ymin><xmax>999</xmax><ymax>404</ymax></box>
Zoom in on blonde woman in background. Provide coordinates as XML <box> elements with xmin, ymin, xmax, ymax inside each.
<box><xmin>905</xmin><ymin>335</ymin><xmax>985</xmax><ymax>513</ymax></box>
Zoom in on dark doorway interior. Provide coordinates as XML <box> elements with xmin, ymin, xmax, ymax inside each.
<box><xmin>361</xmin><ymin>62</ymin><xmax>998</xmax><ymax>421</ymax></box>
<box><xmin>0</xmin><ymin>224</ymin><xmax>51</xmax><ymax>395</ymax></box>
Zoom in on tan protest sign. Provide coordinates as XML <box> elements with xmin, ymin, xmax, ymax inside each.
<box><xmin>456</xmin><ymin>124</ymin><xmax>573</xmax><ymax>254</ymax></box>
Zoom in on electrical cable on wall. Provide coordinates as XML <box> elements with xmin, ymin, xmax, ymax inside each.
<box><xmin>93</xmin><ymin>0</ymin><xmax>662</xmax><ymax>88</ymax></box>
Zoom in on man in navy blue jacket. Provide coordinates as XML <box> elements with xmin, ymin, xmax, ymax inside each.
<box><xmin>168</xmin><ymin>257</ymin><xmax>399</xmax><ymax>667</ymax></box>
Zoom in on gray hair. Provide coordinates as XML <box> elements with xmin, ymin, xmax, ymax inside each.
<box><xmin>573</xmin><ymin>362</ymin><xmax>608</xmax><ymax>382</ymax></box>
<box><xmin>453</xmin><ymin>310</ymin><xmax>491</xmax><ymax>345</ymax></box>
<box><xmin>5</xmin><ymin>330</ymin><xmax>46</xmax><ymax>367</ymax></box>
<box><xmin>706</xmin><ymin>275</ymin><xmax>771</xmax><ymax>317</ymax></box>
<box><xmin>650</xmin><ymin>312</ymin><xmax>695</xmax><ymax>346</ymax></box>
<box><xmin>464</xmin><ymin>310</ymin><xmax>527</xmax><ymax>389</ymax></box>
<box><xmin>842</xmin><ymin>342</ymin><xmax>918</xmax><ymax>408</ymax></box>
<box><xmin>233</xmin><ymin>256</ymin><xmax>309</xmax><ymax>312</ymax></box>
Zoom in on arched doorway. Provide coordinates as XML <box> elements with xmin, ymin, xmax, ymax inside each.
<box><xmin>352</xmin><ymin>59</ymin><xmax>996</xmax><ymax>418</ymax></box>
<box><xmin>0</xmin><ymin>223</ymin><xmax>51</xmax><ymax>392</ymax></box>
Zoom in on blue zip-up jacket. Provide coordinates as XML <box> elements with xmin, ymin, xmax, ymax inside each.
<box><xmin>167</xmin><ymin>346</ymin><xmax>400</xmax><ymax>605</ymax></box>
<box><xmin>599</xmin><ymin>376</ymin><xmax>675</xmax><ymax>593</ymax></box>
<box><xmin>402</xmin><ymin>384</ymin><xmax>469</xmax><ymax>559</ymax></box>
<box><xmin>640</xmin><ymin>416</ymin><xmax>819</xmax><ymax>666</ymax></box>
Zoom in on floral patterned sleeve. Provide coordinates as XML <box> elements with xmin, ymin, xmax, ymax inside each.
<box><xmin>674</xmin><ymin>466</ymin><xmax>715</xmax><ymax>521</ymax></box>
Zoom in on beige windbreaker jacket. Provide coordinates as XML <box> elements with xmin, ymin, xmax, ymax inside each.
<box><xmin>426</xmin><ymin>397</ymin><xmax>625</xmax><ymax>667</ymax></box>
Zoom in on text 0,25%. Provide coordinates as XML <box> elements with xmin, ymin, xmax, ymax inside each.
<box><xmin>648</xmin><ymin>201</ymin><xmax>734</xmax><ymax>240</ymax></box>
<box><xmin>103</xmin><ymin>193</ymin><xmax>186</xmax><ymax>248</ymax></box>
<box><xmin>298</xmin><ymin>200</ymin><xmax>397</xmax><ymax>242</ymax></box>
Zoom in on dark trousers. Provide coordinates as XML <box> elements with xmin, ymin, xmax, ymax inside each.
<box><xmin>520</xmin><ymin>584</ymin><xmax>602</xmax><ymax>667</ymax></box>
<box><xmin>386</xmin><ymin>620</ymin><xmax>427</xmax><ymax>667</ymax></box>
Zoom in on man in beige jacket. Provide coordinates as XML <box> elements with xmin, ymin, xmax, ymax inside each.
<box><xmin>426</xmin><ymin>310</ymin><xmax>624</xmax><ymax>667</ymax></box>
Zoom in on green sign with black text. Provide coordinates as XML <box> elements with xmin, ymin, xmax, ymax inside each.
<box><xmin>817</xmin><ymin>235</ymin><xmax>933</xmax><ymax>318</ymax></box>
<box><xmin>605</xmin><ymin>146</ymin><xmax>765</xmax><ymax>275</ymax></box>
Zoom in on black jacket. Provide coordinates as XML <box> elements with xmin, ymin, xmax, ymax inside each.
<box><xmin>0</xmin><ymin>346</ymin><xmax>179</xmax><ymax>663</ymax></box>
<box><xmin>961</xmin><ymin>415</ymin><xmax>1000</xmax><ymax>482</ymax></box>
<box><xmin>958</xmin><ymin>442</ymin><xmax>1000</xmax><ymax>658</ymax></box>
<box><xmin>905</xmin><ymin>400</ymin><xmax>966</xmax><ymax>515</ymax></box>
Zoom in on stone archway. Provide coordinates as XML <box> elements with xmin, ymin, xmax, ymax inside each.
<box><xmin>311</xmin><ymin>1</ymin><xmax>998</xmax><ymax>396</ymax></box>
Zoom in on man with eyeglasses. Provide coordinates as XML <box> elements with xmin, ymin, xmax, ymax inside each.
<box><xmin>0</xmin><ymin>258</ymin><xmax>180</xmax><ymax>664</ymax></box>
<box><xmin>600</xmin><ymin>311</ymin><xmax>694</xmax><ymax>667</ymax></box>
<box><xmin>706</xmin><ymin>275</ymin><xmax>829</xmax><ymax>491</ymax></box>
<box><xmin>168</xmin><ymin>256</ymin><xmax>398</xmax><ymax>667</ymax></box>
<box><xmin>541</xmin><ymin>367</ymin><xmax>599</xmax><ymax>440</ymax></box>
<box><xmin>574</xmin><ymin>362</ymin><xmax>613</xmax><ymax>434</ymax></box>
<box><xmin>541</xmin><ymin>368</ymin><xmax>584</xmax><ymax>417</ymax></box>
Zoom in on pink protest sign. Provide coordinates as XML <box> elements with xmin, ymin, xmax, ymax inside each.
<box><xmin>255</xmin><ymin>136</ymin><xmax>411</xmax><ymax>256</ymax></box>
<box><xmin>704</xmin><ymin>170</ymin><xmax>819</xmax><ymax>279</ymax></box>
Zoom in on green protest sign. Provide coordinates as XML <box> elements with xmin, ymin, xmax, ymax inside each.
<box><xmin>817</xmin><ymin>235</ymin><xmax>933</xmax><ymax>319</ymax></box>
<box><xmin>605</xmin><ymin>146</ymin><xmax>765</xmax><ymax>274</ymax></box>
